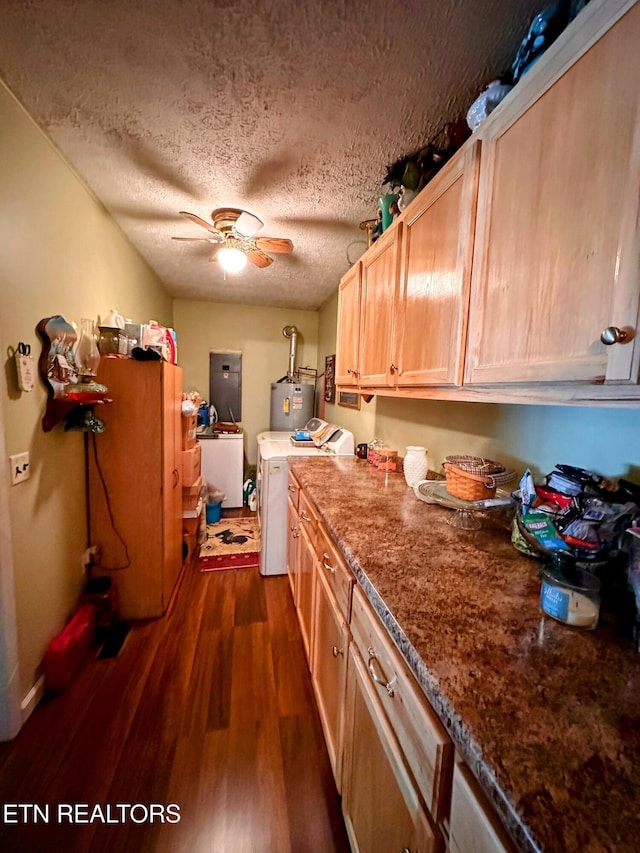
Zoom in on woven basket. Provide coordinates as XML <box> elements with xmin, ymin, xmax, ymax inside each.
<box><xmin>443</xmin><ymin>455</ymin><xmax>515</xmax><ymax>502</ymax></box>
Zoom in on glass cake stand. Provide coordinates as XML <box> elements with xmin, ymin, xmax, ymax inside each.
<box><xmin>413</xmin><ymin>481</ymin><xmax>513</xmax><ymax>530</ymax></box>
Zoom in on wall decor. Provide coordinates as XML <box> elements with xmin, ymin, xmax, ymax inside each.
<box><xmin>338</xmin><ymin>390</ymin><xmax>360</xmax><ymax>410</ymax></box>
<box><xmin>324</xmin><ymin>354</ymin><xmax>336</xmax><ymax>404</ymax></box>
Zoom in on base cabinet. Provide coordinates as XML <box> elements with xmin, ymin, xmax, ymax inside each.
<box><xmin>342</xmin><ymin>645</ymin><xmax>439</xmax><ymax>853</ymax></box>
<box><xmin>449</xmin><ymin>763</ymin><xmax>515</xmax><ymax>853</ymax></box>
<box><xmin>297</xmin><ymin>524</ymin><xmax>316</xmax><ymax>665</ymax></box>
<box><xmin>290</xmin><ymin>476</ymin><xmax>515</xmax><ymax>853</ymax></box>
<box><xmin>311</xmin><ymin>564</ymin><xmax>349</xmax><ymax>790</ymax></box>
<box><xmin>286</xmin><ymin>496</ymin><xmax>299</xmax><ymax>602</ymax></box>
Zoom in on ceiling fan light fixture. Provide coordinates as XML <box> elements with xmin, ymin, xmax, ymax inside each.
<box><xmin>217</xmin><ymin>246</ymin><xmax>248</xmax><ymax>273</ymax></box>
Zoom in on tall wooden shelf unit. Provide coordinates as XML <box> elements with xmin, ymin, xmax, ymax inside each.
<box><xmin>88</xmin><ymin>359</ymin><xmax>183</xmax><ymax>619</ymax></box>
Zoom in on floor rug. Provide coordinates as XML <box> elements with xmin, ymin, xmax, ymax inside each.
<box><xmin>199</xmin><ymin>517</ymin><xmax>260</xmax><ymax>571</ymax></box>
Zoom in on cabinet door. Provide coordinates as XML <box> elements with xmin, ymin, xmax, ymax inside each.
<box><xmin>359</xmin><ymin>224</ymin><xmax>402</xmax><ymax>386</ymax></box>
<box><xmin>312</xmin><ymin>565</ymin><xmax>349</xmax><ymax>791</ymax></box>
<box><xmin>162</xmin><ymin>363</ymin><xmax>183</xmax><ymax>608</ymax></box>
<box><xmin>449</xmin><ymin>763</ymin><xmax>514</xmax><ymax>853</ymax></box>
<box><xmin>286</xmin><ymin>496</ymin><xmax>299</xmax><ymax>603</ymax></box>
<box><xmin>336</xmin><ymin>262</ymin><xmax>362</xmax><ymax>386</ymax></box>
<box><xmin>89</xmin><ymin>359</ymin><xmax>164</xmax><ymax>619</ymax></box>
<box><xmin>466</xmin><ymin>1</ymin><xmax>640</xmax><ymax>385</ymax></box>
<box><xmin>297</xmin><ymin>524</ymin><xmax>316</xmax><ymax>666</ymax></box>
<box><xmin>395</xmin><ymin>142</ymin><xmax>480</xmax><ymax>387</ymax></box>
<box><xmin>342</xmin><ymin>646</ymin><xmax>438</xmax><ymax>853</ymax></box>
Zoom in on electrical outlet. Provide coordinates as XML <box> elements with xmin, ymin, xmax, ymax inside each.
<box><xmin>9</xmin><ymin>452</ymin><xmax>30</xmax><ymax>485</ymax></box>
<box><xmin>81</xmin><ymin>545</ymin><xmax>101</xmax><ymax>571</ymax></box>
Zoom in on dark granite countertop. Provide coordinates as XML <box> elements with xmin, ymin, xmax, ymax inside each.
<box><xmin>289</xmin><ymin>456</ymin><xmax>640</xmax><ymax>853</ymax></box>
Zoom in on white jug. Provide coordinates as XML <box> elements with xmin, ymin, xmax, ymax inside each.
<box><xmin>404</xmin><ymin>446</ymin><xmax>428</xmax><ymax>487</ymax></box>
<box><xmin>103</xmin><ymin>308</ymin><xmax>125</xmax><ymax>329</ymax></box>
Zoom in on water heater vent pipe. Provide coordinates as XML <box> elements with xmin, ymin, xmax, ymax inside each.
<box><xmin>282</xmin><ymin>325</ymin><xmax>298</xmax><ymax>381</ymax></box>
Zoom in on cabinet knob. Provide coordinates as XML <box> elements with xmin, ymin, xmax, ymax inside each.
<box><xmin>390</xmin><ymin>363</ymin><xmax>398</xmax><ymax>373</ymax></box>
<box><xmin>332</xmin><ymin>645</ymin><xmax>344</xmax><ymax>657</ymax></box>
<box><xmin>600</xmin><ymin>326</ymin><xmax>629</xmax><ymax>345</ymax></box>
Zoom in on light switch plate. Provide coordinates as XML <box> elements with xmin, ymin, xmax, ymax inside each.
<box><xmin>9</xmin><ymin>452</ymin><xmax>30</xmax><ymax>485</ymax></box>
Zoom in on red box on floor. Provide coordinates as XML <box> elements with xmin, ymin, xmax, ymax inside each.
<box><xmin>43</xmin><ymin>604</ymin><xmax>95</xmax><ymax>691</ymax></box>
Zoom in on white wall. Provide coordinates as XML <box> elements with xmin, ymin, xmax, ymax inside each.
<box><xmin>173</xmin><ymin>300</ymin><xmax>319</xmax><ymax>466</ymax></box>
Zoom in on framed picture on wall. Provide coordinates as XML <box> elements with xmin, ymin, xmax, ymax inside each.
<box><xmin>324</xmin><ymin>355</ymin><xmax>336</xmax><ymax>404</ymax></box>
<box><xmin>338</xmin><ymin>390</ymin><xmax>360</xmax><ymax>410</ymax></box>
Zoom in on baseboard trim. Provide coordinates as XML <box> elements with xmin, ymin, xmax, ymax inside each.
<box><xmin>21</xmin><ymin>675</ymin><xmax>45</xmax><ymax>723</ymax></box>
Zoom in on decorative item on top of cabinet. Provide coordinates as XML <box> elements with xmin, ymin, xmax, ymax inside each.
<box><xmin>37</xmin><ymin>315</ymin><xmax>111</xmax><ymax>432</ymax></box>
<box><xmin>465</xmin><ymin>0</ymin><xmax>640</xmax><ymax>390</ymax></box>
<box><xmin>336</xmin><ymin>262</ymin><xmax>362</xmax><ymax>386</ymax></box>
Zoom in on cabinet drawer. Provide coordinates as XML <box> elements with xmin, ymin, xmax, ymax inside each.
<box><xmin>287</xmin><ymin>471</ymin><xmax>300</xmax><ymax>512</ymax></box>
<box><xmin>449</xmin><ymin>763</ymin><xmax>515</xmax><ymax>853</ymax></box>
<box><xmin>315</xmin><ymin>523</ymin><xmax>354</xmax><ymax>623</ymax></box>
<box><xmin>351</xmin><ymin>586</ymin><xmax>453</xmax><ymax>825</ymax></box>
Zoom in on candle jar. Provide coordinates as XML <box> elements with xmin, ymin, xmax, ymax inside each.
<box><xmin>368</xmin><ymin>439</ymin><xmax>382</xmax><ymax>466</ymax></box>
<box><xmin>378</xmin><ymin>448</ymin><xmax>398</xmax><ymax>472</ymax></box>
<box><xmin>540</xmin><ymin>554</ymin><xmax>601</xmax><ymax>629</ymax></box>
<box><xmin>403</xmin><ymin>446</ymin><xmax>428</xmax><ymax>487</ymax></box>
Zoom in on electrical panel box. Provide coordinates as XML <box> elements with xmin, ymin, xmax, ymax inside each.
<box><xmin>209</xmin><ymin>351</ymin><xmax>242</xmax><ymax>422</ymax></box>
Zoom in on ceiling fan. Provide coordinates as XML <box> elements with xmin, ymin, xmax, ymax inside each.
<box><xmin>172</xmin><ymin>207</ymin><xmax>293</xmax><ymax>272</ymax></box>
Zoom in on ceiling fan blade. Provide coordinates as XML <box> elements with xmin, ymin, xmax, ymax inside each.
<box><xmin>179</xmin><ymin>211</ymin><xmax>221</xmax><ymax>236</ymax></box>
<box><xmin>172</xmin><ymin>236</ymin><xmax>221</xmax><ymax>243</ymax></box>
<box><xmin>247</xmin><ymin>250</ymin><xmax>273</xmax><ymax>269</ymax></box>
<box><xmin>235</xmin><ymin>211</ymin><xmax>264</xmax><ymax>238</ymax></box>
<box><xmin>254</xmin><ymin>237</ymin><xmax>293</xmax><ymax>254</ymax></box>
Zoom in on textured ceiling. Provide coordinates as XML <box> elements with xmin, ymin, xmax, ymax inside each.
<box><xmin>0</xmin><ymin>0</ymin><xmax>542</xmax><ymax>310</ymax></box>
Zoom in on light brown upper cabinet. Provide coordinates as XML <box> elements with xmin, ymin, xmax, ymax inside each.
<box><xmin>465</xmin><ymin>0</ymin><xmax>640</xmax><ymax>387</ymax></box>
<box><xmin>359</xmin><ymin>222</ymin><xmax>403</xmax><ymax>386</ymax></box>
<box><xmin>395</xmin><ymin>141</ymin><xmax>481</xmax><ymax>387</ymax></box>
<box><xmin>336</xmin><ymin>261</ymin><xmax>362</xmax><ymax>386</ymax></box>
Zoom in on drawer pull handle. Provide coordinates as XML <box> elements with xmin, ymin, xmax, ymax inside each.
<box><xmin>290</xmin><ymin>525</ymin><xmax>299</xmax><ymax>539</ymax></box>
<box><xmin>322</xmin><ymin>553</ymin><xmax>336</xmax><ymax>574</ymax></box>
<box><xmin>300</xmin><ymin>510</ymin><xmax>312</xmax><ymax>523</ymax></box>
<box><xmin>367</xmin><ymin>647</ymin><xmax>396</xmax><ymax>697</ymax></box>
<box><xmin>288</xmin><ymin>484</ymin><xmax>296</xmax><ymax>492</ymax></box>
<box><xmin>332</xmin><ymin>645</ymin><xmax>344</xmax><ymax>657</ymax></box>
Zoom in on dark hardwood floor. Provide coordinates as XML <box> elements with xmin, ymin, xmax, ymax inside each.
<box><xmin>0</xmin><ymin>535</ymin><xmax>350</xmax><ymax>852</ymax></box>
